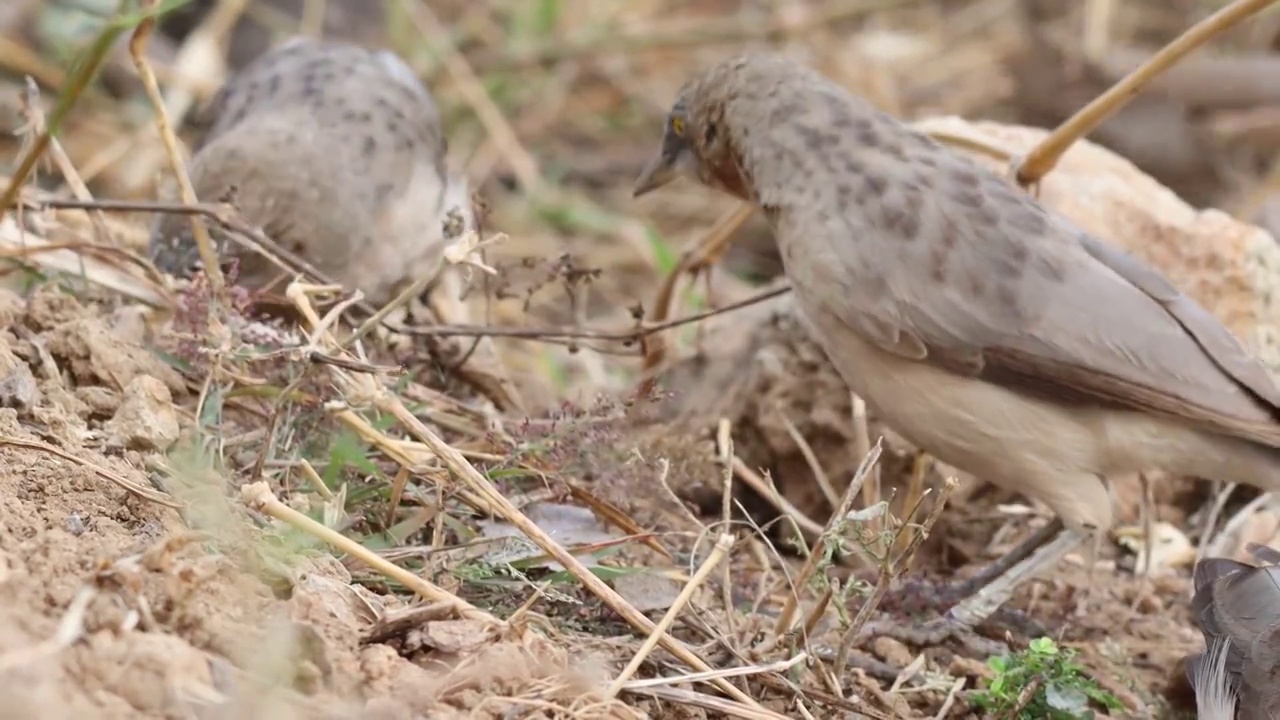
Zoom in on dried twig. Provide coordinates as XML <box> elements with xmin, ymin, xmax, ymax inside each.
<box><xmin>408</xmin><ymin>286</ymin><xmax>791</xmax><ymax>344</ymax></box>
<box><xmin>284</xmin><ymin>281</ymin><xmax>767</xmax><ymax>709</ymax></box>
<box><xmin>640</xmin><ymin>203</ymin><xmax>754</xmax><ymax>382</ymax></box>
<box><xmin>0</xmin><ymin>436</ymin><xmax>181</xmax><ymax>508</ymax></box>
<box><xmin>1016</xmin><ymin>0</ymin><xmax>1280</xmax><ymax>186</ymax></box>
<box><xmin>833</xmin><ymin>477</ymin><xmax>960</xmax><ymax>676</ymax></box>
<box><xmin>768</xmin><ymin>440</ymin><xmax>884</xmax><ymax>644</ymax></box>
<box><xmin>16</xmin><ymin>78</ymin><xmax>110</xmax><ymax>247</ymax></box>
<box><xmin>606</xmin><ymin>532</ymin><xmax>734</xmax><ymax>697</ymax></box>
<box><xmin>130</xmin><ymin>0</ymin><xmax>226</xmax><ymax>294</ymax></box>
<box><xmin>620</xmin><ymin>685</ymin><xmax>791</xmax><ymax>720</ymax></box>
<box><xmin>241</xmin><ymin>482</ymin><xmax>497</xmax><ymax>622</ymax></box>
<box><xmin>621</xmin><ymin>652</ymin><xmax>808</xmax><ymax>690</ymax></box>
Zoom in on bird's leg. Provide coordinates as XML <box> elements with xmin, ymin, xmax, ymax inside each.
<box><xmin>687</xmin><ymin>203</ymin><xmax>754</xmax><ymax>273</ymax></box>
<box><xmin>945</xmin><ymin>528</ymin><xmax>1085</xmax><ymax>632</ymax></box>
<box><xmin>1074</xmin><ymin>528</ymin><xmax>1106</xmax><ymax>618</ymax></box>
<box><xmin>863</xmin><ymin>528</ymin><xmax>1085</xmax><ymax>649</ymax></box>
<box><xmin>639</xmin><ymin>203</ymin><xmax>755</xmax><ymax>381</ymax></box>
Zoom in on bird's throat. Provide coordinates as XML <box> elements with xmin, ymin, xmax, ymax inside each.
<box><xmin>704</xmin><ymin>148</ymin><xmax>752</xmax><ymax>201</ymax></box>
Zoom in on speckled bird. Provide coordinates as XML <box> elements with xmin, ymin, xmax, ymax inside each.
<box><xmin>633</xmin><ymin>52</ymin><xmax>1280</xmax><ymax>639</ymax></box>
<box><xmin>149</xmin><ymin>37</ymin><xmax>472</xmax><ymax>305</ymax></box>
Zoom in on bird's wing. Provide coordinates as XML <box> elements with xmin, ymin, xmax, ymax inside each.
<box><xmin>812</xmin><ymin>156</ymin><xmax>1280</xmax><ymax>448</ymax></box>
<box><xmin>195</xmin><ymin>40</ymin><xmax>443</xmax><ymax>156</ymax></box>
<box><xmin>188</xmin><ymin>39</ymin><xmax>327</xmax><ymax>144</ymax></box>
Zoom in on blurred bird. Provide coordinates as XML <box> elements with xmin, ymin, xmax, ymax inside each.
<box><xmin>150</xmin><ymin>38</ymin><xmax>525</xmax><ymax>413</ymax></box>
<box><xmin>632</xmin><ymin>52</ymin><xmax>1280</xmax><ymax>642</ymax></box>
<box><xmin>1186</xmin><ymin>543</ymin><xmax>1280</xmax><ymax>719</ymax></box>
<box><xmin>149</xmin><ymin>37</ymin><xmax>473</xmax><ymax>306</ymax></box>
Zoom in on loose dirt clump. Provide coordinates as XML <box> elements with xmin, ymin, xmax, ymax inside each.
<box><xmin>0</xmin><ymin>283</ymin><xmax>635</xmax><ymax>719</ymax></box>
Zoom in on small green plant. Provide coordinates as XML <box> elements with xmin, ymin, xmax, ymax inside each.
<box><xmin>970</xmin><ymin>637</ymin><xmax>1124</xmax><ymax>719</ymax></box>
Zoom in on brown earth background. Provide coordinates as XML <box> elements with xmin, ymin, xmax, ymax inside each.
<box><xmin>2</xmin><ymin>0</ymin><xmax>1280</xmax><ymax>718</ymax></box>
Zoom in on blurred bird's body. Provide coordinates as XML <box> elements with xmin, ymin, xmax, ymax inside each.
<box><xmin>149</xmin><ymin>37</ymin><xmax>472</xmax><ymax>306</ymax></box>
<box><xmin>633</xmin><ymin>52</ymin><xmax>1280</xmax><ymax>637</ymax></box>
<box><xmin>1187</xmin><ymin>544</ymin><xmax>1280</xmax><ymax>718</ymax></box>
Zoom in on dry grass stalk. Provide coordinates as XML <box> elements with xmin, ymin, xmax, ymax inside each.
<box><xmin>933</xmin><ymin>676</ymin><xmax>967</xmax><ymax>719</ymax></box>
<box><xmin>38</xmin><ymin>197</ymin><xmax>332</xmax><ymax>299</ymax></box>
<box><xmin>0</xmin><ymin>435</ymin><xmax>180</xmax><ymax>508</ymax></box>
<box><xmin>778</xmin><ymin>409</ymin><xmax>841</xmax><ymax>512</ymax></box>
<box><xmin>833</xmin><ymin>476</ymin><xmax>960</xmax><ymax>677</ymax></box>
<box><xmin>239</xmin><ymin>481</ymin><xmax>497</xmax><ymax>622</ymax></box>
<box><xmin>639</xmin><ymin>202</ymin><xmax>754</xmax><ymax>383</ymax></box>
<box><xmin>620</xmin><ymin>685</ymin><xmax>792</xmax><ymax>720</ymax></box>
<box><xmin>1015</xmin><ymin>0</ymin><xmax>1280</xmax><ymax>185</ymax></box>
<box><xmin>129</xmin><ymin>0</ymin><xmax>225</xmax><ymax>294</ymax></box>
<box><xmin>769</xmin><ymin>439</ymin><xmax>884</xmax><ymax>644</ymax></box>
<box><xmin>621</xmin><ymin>652</ymin><xmax>808</xmax><ymax>691</ymax></box>
<box><xmin>0</xmin><ymin>215</ymin><xmax>168</xmax><ymax>306</ymax></box>
<box><xmin>1198</xmin><ymin>481</ymin><xmax>1242</xmax><ymax>564</ymax></box>
<box><xmin>16</xmin><ymin>78</ymin><xmax>110</xmax><ymax>247</ymax></box>
<box><xmin>729</xmin><ymin>457</ymin><xmax>825</xmax><ymax>537</ymax></box>
<box><xmin>715</xmin><ymin>418</ymin><xmax>739</xmax><ymax>639</ymax></box>
<box><xmin>295</xmin><ymin>458</ymin><xmax>335</xmax><ymax>501</ymax></box>
<box><xmin>605</xmin><ymin>532</ymin><xmax>734</xmax><ymax>697</ymax></box>
<box><xmin>281</xmin><ymin>280</ymin><xmax>767</xmax><ymax>709</ymax></box>
<box><xmin>1205</xmin><ymin>487</ymin><xmax>1275</xmax><ymax>561</ymax></box>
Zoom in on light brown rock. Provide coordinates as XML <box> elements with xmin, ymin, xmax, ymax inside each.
<box><xmin>911</xmin><ymin>117</ymin><xmax>1280</xmax><ymax>372</ymax></box>
<box><xmin>105</xmin><ymin>375</ymin><xmax>180</xmax><ymax>451</ymax></box>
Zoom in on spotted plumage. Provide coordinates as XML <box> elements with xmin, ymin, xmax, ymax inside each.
<box><xmin>635</xmin><ymin>51</ymin><xmax>1280</xmax><ymax>643</ymax></box>
<box><xmin>149</xmin><ymin>38</ymin><xmax>471</xmax><ymax>305</ymax></box>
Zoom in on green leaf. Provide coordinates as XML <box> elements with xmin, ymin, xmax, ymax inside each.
<box><xmin>197</xmin><ymin>383</ymin><xmax>226</xmax><ymax>434</ymax></box>
<box><xmin>644</xmin><ymin>226</ymin><xmax>678</xmax><ymax>274</ymax></box>
<box><xmin>1029</xmin><ymin>636</ymin><xmax>1058</xmax><ymax>655</ymax></box>
<box><xmin>1086</xmin><ymin>685</ymin><xmax>1125</xmax><ymax>710</ymax></box>
<box><xmin>531</xmin><ymin>0</ymin><xmax>561</xmax><ymax>36</ymax></box>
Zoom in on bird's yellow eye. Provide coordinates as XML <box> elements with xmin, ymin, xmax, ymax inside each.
<box><xmin>670</xmin><ymin>116</ymin><xmax>685</xmax><ymax>136</ymax></box>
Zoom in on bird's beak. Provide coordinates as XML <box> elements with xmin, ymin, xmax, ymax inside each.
<box><xmin>632</xmin><ymin>152</ymin><xmax>678</xmax><ymax>198</ymax></box>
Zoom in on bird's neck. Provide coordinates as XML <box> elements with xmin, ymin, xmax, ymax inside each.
<box><xmin>701</xmin><ymin>151</ymin><xmax>752</xmax><ymax>201</ymax></box>
<box><xmin>731</xmin><ymin>128</ymin><xmax>830</xmax><ymax>214</ymax></box>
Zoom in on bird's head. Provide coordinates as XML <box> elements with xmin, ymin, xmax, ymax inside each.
<box><xmin>632</xmin><ymin>54</ymin><xmax>778</xmax><ymax>202</ymax></box>
<box><xmin>147</xmin><ymin>212</ymin><xmax>236</xmax><ymax>281</ymax></box>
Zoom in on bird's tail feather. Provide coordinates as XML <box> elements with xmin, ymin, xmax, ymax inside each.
<box><xmin>1188</xmin><ymin>637</ymin><xmax>1238</xmax><ymax>720</ymax></box>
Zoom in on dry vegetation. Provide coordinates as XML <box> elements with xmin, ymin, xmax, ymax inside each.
<box><xmin>1</xmin><ymin>0</ymin><xmax>1280</xmax><ymax>718</ymax></box>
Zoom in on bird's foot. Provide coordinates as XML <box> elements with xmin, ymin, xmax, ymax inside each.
<box><xmin>949</xmin><ymin>517</ymin><xmax>1065</xmax><ymax>598</ymax></box>
<box><xmin>864</xmin><ymin>528</ymin><xmax>1086</xmax><ymax>654</ymax></box>
<box><xmin>859</xmin><ymin>614</ymin><xmax>1010</xmax><ymax>658</ymax></box>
